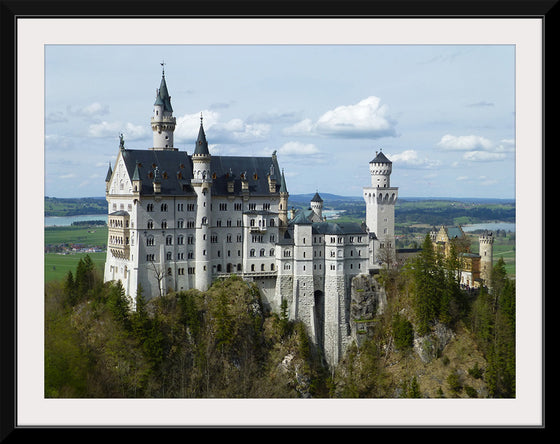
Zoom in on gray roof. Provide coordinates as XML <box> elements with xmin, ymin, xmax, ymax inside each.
<box><xmin>312</xmin><ymin>221</ymin><xmax>367</xmax><ymax>235</ymax></box>
<box><xmin>370</xmin><ymin>150</ymin><xmax>391</xmax><ymax>164</ymax></box>
<box><xmin>311</xmin><ymin>191</ymin><xmax>323</xmax><ymax>203</ymax></box>
<box><xmin>120</xmin><ymin>148</ymin><xmax>282</xmax><ymax>197</ymax></box>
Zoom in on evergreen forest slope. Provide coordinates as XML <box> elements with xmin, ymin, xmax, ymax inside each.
<box><xmin>45</xmin><ymin>240</ymin><xmax>515</xmax><ymax>399</ymax></box>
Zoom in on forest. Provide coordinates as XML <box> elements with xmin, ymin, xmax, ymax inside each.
<box><xmin>45</xmin><ymin>235</ymin><xmax>515</xmax><ymax>399</ymax></box>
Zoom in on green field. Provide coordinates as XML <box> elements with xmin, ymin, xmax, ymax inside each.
<box><xmin>45</xmin><ymin>225</ymin><xmax>108</xmax><ymax>247</ymax></box>
<box><xmin>45</xmin><ymin>252</ymin><xmax>106</xmax><ymax>282</ymax></box>
<box><xmin>45</xmin><ymin>225</ymin><xmax>108</xmax><ymax>282</ymax></box>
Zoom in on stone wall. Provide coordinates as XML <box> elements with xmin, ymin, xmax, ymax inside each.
<box><xmin>349</xmin><ymin>273</ymin><xmax>386</xmax><ymax>348</ymax></box>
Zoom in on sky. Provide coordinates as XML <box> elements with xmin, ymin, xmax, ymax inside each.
<box><xmin>44</xmin><ymin>44</ymin><xmax>516</xmax><ymax>199</ymax></box>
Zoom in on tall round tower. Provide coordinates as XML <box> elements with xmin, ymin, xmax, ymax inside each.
<box><xmin>479</xmin><ymin>230</ymin><xmax>494</xmax><ymax>286</ymax></box>
<box><xmin>192</xmin><ymin>116</ymin><xmax>212</xmax><ymax>291</ymax></box>
<box><xmin>151</xmin><ymin>66</ymin><xmax>177</xmax><ymax>151</ymax></box>
<box><xmin>363</xmin><ymin>149</ymin><xmax>398</xmax><ymax>267</ymax></box>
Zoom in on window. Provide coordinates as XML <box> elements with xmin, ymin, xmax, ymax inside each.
<box><xmin>147</xmin><ymin>235</ymin><xmax>155</xmax><ymax>246</ymax></box>
<box><xmin>187</xmin><ymin>203</ymin><xmax>195</xmax><ymax>211</ymax></box>
<box><xmin>234</xmin><ymin>203</ymin><xmax>242</xmax><ymax>211</ymax></box>
<box><xmin>177</xmin><ymin>219</ymin><xmax>184</xmax><ymax>228</ymax></box>
<box><xmin>147</xmin><ymin>203</ymin><xmax>154</xmax><ymax>212</ymax></box>
<box><xmin>147</xmin><ymin>220</ymin><xmax>154</xmax><ymax>229</ymax></box>
<box><xmin>161</xmin><ymin>203</ymin><xmax>168</xmax><ymax>212</ymax></box>
<box><xmin>161</xmin><ymin>220</ymin><xmax>167</xmax><ymax>229</ymax></box>
<box><xmin>219</xmin><ymin>203</ymin><xmax>227</xmax><ymax>211</ymax></box>
<box><xmin>177</xmin><ymin>235</ymin><xmax>184</xmax><ymax>245</ymax></box>
<box><xmin>250</xmin><ymin>249</ymin><xmax>256</xmax><ymax>257</ymax></box>
<box><xmin>166</xmin><ymin>252</ymin><xmax>172</xmax><ymax>260</ymax></box>
<box><xmin>166</xmin><ymin>235</ymin><xmax>173</xmax><ymax>245</ymax></box>
<box><xmin>178</xmin><ymin>203</ymin><xmax>184</xmax><ymax>211</ymax></box>
<box><xmin>260</xmin><ymin>248</ymin><xmax>265</xmax><ymax>257</ymax></box>
<box><xmin>147</xmin><ymin>254</ymin><xmax>155</xmax><ymax>261</ymax></box>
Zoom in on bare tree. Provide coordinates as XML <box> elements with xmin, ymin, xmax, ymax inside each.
<box><xmin>148</xmin><ymin>261</ymin><xmax>165</xmax><ymax>298</ymax></box>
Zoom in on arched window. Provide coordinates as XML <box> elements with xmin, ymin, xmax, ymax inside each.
<box><xmin>260</xmin><ymin>248</ymin><xmax>265</xmax><ymax>257</ymax></box>
<box><xmin>147</xmin><ymin>219</ymin><xmax>154</xmax><ymax>229</ymax></box>
<box><xmin>146</xmin><ymin>235</ymin><xmax>154</xmax><ymax>246</ymax></box>
<box><xmin>250</xmin><ymin>249</ymin><xmax>255</xmax><ymax>257</ymax></box>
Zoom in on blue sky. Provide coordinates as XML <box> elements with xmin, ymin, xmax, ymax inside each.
<box><xmin>45</xmin><ymin>44</ymin><xmax>515</xmax><ymax>199</ymax></box>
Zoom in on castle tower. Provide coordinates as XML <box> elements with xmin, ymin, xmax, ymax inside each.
<box><xmin>363</xmin><ymin>150</ymin><xmax>398</xmax><ymax>266</ymax></box>
<box><xmin>151</xmin><ymin>65</ymin><xmax>177</xmax><ymax>151</ymax></box>
<box><xmin>278</xmin><ymin>169</ymin><xmax>289</xmax><ymax>232</ymax></box>
<box><xmin>192</xmin><ymin>116</ymin><xmax>212</xmax><ymax>290</ymax></box>
<box><xmin>479</xmin><ymin>230</ymin><xmax>494</xmax><ymax>286</ymax></box>
<box><xmin>310</xmin><ymin>191</ymin><xmax>324</xmax><ymax>220</ymax></box>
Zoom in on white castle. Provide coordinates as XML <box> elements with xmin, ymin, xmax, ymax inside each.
<box><xmin>103</xmin><ymin>69</ymin><xmax>407</xmax><ymax>366</ymax></box>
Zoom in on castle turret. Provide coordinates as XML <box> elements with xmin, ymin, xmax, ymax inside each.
<box><xmin>192</xmin><ymin>115</ymin><xmax>212</xmax><ymax>291</ymax></box>
<box><xmin>150</xmin><ymin>66</ymin><xmax>177</xmax><ymax>151</ymax></box>
<box><xmin>310</xmin><ymin>191</ymin><xmax>323</xmax><ymax>220</ymax></box>
<box><xmin>479</xmin><ymin>230</ymin><xmax>494</xmax><ymax>286</ymax></box>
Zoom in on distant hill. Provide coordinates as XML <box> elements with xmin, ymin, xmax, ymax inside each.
<box><xmin>289</xmin><ymin>194</ymin><xmax>515</xmax><ymax>205</ymax></box>
<box><xmin>45</xmin><ymin>196</ymin><xmax>107</xmax><ymax>217</ymax></box>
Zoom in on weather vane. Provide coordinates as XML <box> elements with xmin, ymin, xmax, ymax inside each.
<box><xmin>161</xmin><ymin>60</ymin><xmax>166</xmax><ymax>76</ymax></box>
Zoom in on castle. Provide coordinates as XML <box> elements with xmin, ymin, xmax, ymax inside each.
<box><xmin>103</xmin><ymin>69</ymin><xmax>492</xmax><ymax>366</ymax></box>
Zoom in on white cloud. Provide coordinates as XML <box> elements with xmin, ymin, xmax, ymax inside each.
<box><xmin>283</xmin><ymin>96</ymin><xmax>397</xmax><ymax>139</ymax></box>
<box><xmin>70</xmin><ymin>102</ymin><xmax>110</xmax><ymax>118</ymax></box>
<box><xmin>437</xmin><ymin>134</ymin><xmax>493</xmax><ymax>151</ymax></box>
<box><xmin>463</xmin><ymin>151</ymin><xmax>507</xmax><ymax>162</ymax></box>
<box><xmin>278</xmin><ymin>141</ymin><xmax>320</xmax><ymax>156</ymax></box>
<box><xmin>390</xmin><ymin>149</ymin><xmax>441</xmax><ymax>169</ymax></box>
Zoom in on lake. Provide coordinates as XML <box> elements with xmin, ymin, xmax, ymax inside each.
<box><xmin>45</xmin><ymin>214</ymin><xmax>108</xmax><ymax>227</ymax></box>
<box><xmin>462</xmin><ymin>222</ymin><xmax>515</xmax><ymax>232</ymax></box>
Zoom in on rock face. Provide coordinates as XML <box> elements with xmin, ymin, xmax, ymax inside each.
<box><xmin>349</xmin><ymin>273</ymin><xmax>387</xmax><ymax>347</ymax></box>
<box><xmin>413</xmin><ymin>322</ymin><xmax>455</xmax><ymax>363</ymax></box>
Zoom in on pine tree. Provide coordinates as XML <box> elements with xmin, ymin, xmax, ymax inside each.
<box><xmin>413</xmin><ymin>234</ymin><xmax>440</xmax><ymax>335</ymax></box>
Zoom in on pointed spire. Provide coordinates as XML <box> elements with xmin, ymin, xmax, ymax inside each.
<box><xmin>194</xmin><ymin>113</ymin><xmax>210</xmax><ymax>156</ymax></box>
<box><xmin>105</xmin><ymin>162</ymin><xmax>113</xmax><ymax>182</ymax></box>
<box><xmin>153</xmin><ymin>65</ymin><xmax>173</xmax><ymax>112</ymax></box>
<box><xmin>280</xmin><ymin>168</ymin><xmax>288</xmax><ymax>193</ymax></box>
<box><xmin>132</xmin><ymin>162</ymin><xmax>140</xmax><ymax>181</ymax></box>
